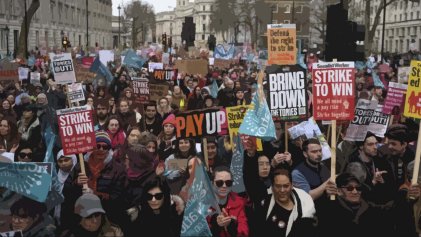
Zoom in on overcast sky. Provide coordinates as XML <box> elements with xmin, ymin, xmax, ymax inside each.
<box><xmin>112</xmin><ymin>0</ymin><xmax>176</xmax><ymax>15</ymax></box>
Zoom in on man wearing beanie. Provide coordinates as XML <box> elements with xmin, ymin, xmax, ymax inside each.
<box><xmin>75</xmin><ymin>130</ymin><xmax>127</xmax><ymax>229</ymax></box>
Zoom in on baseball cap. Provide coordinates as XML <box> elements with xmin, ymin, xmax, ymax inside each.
<box><xmin>74</xmin><ymin>193</ymin><xmax>105</xmax><ymax>218</ymax></box>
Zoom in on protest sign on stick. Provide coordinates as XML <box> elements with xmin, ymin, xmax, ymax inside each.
<box><xmin>49</xmin><ymin>53</ymin><xmax>76</xmax><ymax>84</ymax></box>
<box><xmin>267</xmin><ymin>24</ymin><xmax>297</xmax><ymax>65</ymax></box>
<box><xmin>403</xmin><ymin>60</ymin><xmax>421</xmax><ymax>187</ymax></box>
<box><xmin>344</xmin><ymin>99</ymin><xmax>378</xmax><ymax>141</ymax></box>
<box><xmin>132</xmin><ymin>77</ymin><xmax>150</xmax><ymax>104</ymax></box>
<box><xmin>175</xmin><ymin>108</ymin><xmax>227</xmax><ymax>138</ymax></box>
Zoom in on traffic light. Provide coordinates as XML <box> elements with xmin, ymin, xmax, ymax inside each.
<box><xmin>168</xmin><ymin>36</ymin><xmax>172</xmax><ymax>49</ymax></box>
<box><xmin>62</xmin><ymin>36</ymin><xmax>69</xmax><ymax>51</ymax></box>
<box><xmin>162</xmin><ymin>33</ymin><xmax>167</xmax><ymax>52</ymax></box>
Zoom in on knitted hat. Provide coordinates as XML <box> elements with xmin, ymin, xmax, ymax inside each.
<box><xmin>162</xmin><ymin>114</ymin><xmax>176</xmax><ymax>127</ymax></box>
<box><xmin>96</xmin><ymin>130</ymin><xmax>111</xmax><ymax>146</ymax></box>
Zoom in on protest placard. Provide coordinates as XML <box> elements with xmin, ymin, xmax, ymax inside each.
<box><xmin>49</xmin><ymin>53</ymin><xmax>76</xmax><ymax>84</ymax></box>
<box><xmin>226</xmin><ymin>105</ymin><xmax>251</xmax><ymax>144</ymax></box>
<box><xmin>383</xmin><ymin>82</ymin><xmax>407</xmax><ymax>115</ymax></box>
<box><xmin>98</xmin><ymin>50</ymin><xmax>114</xmax><ymax>67</ymax></box>
<box><xmin>404</xmin><ymin>61</ymin><xmax>421</xmax><ymax>119</ymax></box>
<box><xmin>367</xmin><ymin>105</ymin><xmax>390</xmax><ymax>138</ymax></box>
<box><xmin>57</xmin><ymin>106</ymin><xmax>96</xmax><ymax>155</ymax></box>
<box><xmin>132</xmin><ymin>78</ymin><xmax>150</xmax><ymax>104</ymax></box>
<box><xmin>344</xmin><ymin>99</ymin><xmax>378</xmax><ymax>141</ymax></box>
<box><xmin>81</xmin><ymin>56</ymin><xmax>95</xmax><ymax>68</ymax></box>
<box><xmin>148</xmin><ymin>62</ymin><xmax>164</xmax><ymax>72</ymax></box>
<box><xmin>167</xmin><ymin>159</ymin><xmax>188</xmax><ymax>171</ymax></box>
<box><xmin>0</xmin><ymin>162</ymin><xmax>52</xmax><ymax>202</ymax></box>
<box><xmin>162</xmin><ymin>53</ymin><xmax>170</xmax><ymax>65</ymax></box>
<box><xmin>174</xmin><ymin>59</ymin><xmax>208</xmax><ymax>75</ymax></box>
<box><xmin>398</xmin><ymin>66</ymin><xmax>411</xmax><ymax>84</ymax></box>
<box><xmin>267</xmin><ymin>24</ymin><xmax>296</xmax><ymax>65</ymax></box>
<box><xmin>149</xmin><ymin>82</ymin><xmax>169</xmax><ymax>102</ymax></box>
<box><xmin>67</xmin><ymin>83</ymin><xmax>85</xmax><ymax>103</ymax></box>
<box><xmin>153</xmin><ymin>69</ymin><xmax>178</xmax><ymax>81</ymax></box>
<box><xmin>214</xmin><ymin>59</ymin><xmax>237</xmax><ymax>69</ymax></box>
<box><xmin>266</xmin><ymin>65</ymin><xmax>307</xmax><ymax>121</ymax></box>
<box><xmin>209</xmin><ymin>57</ymin><xmax>215</xmax><ymax>66</ymax></box>
<box><xmin>18</xmin><ymin>67</ymin><xmax>29</xmax><ymax>80</ymax></box>
<box><xmin>175</xmin><ymin>108</ymin><xmax>228</xmax><ymax>138</ymax></box>
<box><xmin>30</xmin><ymin>72</ymin><xmax>41</xmax><ymax>85</ymax></box>
<box><xmin>312</xmin><ymin>61</ymin><xmax>355</xmax><ymax>120</ymax></box>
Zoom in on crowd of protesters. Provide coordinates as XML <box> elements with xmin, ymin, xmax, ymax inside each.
<box><xmin>0</xmin><ymin>45</ymin><xmax>421</xmax><ymax>237</ymax></box>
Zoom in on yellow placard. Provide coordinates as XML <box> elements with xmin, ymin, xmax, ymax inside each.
<box><xmin>404</xmin><ymin>60</ymin><xmax>421</xmax><ymax>119</ymax></box>
<box><xmin>267</xmin><ymin>24</ymin><xmax>297</xmax><ymax>65</ymax></box>
<box><xmin>226</xmin><ymin>105</ymin><xmax>262</xmax><ymax>151</ymax></box>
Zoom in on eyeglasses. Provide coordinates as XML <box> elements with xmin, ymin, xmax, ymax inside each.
<box><xmin>96</xmin><ymin>144</ymin><xmax>111</xmax><ymax>150</ymax></box>
<box><xmin>145</xmin><ymin>192</ymin><xmax>164</xmax><ymax>201</ymax></box>
<box><xmin>215</xmin><ymin>180</ymin><xmax>233</xmax><ymax>188</ymax></box>
<box><xmin>19</xmin><ymin>152</ymin><xmax>33</xmax><ymax>159</ymax></box>
<box><xmin>341</xmin><ymin>185</ymin><xmax>363</xmax><ymax>192</ymax></box>
<box><xmin>86</xmin><ymin>213</ymin><xmax>102</xmax><ymax>219</ymax></box>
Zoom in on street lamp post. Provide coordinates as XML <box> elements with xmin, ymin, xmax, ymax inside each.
<box><xmin>5</xmin><ymin>26</ymin><xmax>9</xmax><ymax>56</ymax></box>
<box><xmin>118</xmin><ymin>5</ymin><xmax>121</xmax><ymax>48</ymax></box>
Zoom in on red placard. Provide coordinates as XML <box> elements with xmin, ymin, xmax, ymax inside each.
<box><xmin>57</xmin><ymin>106</ymin><xmax>96</xmax><ymax>155</ymax></box>
<box><xmin>312</xmin><ymin>62</ymin><xmax>355</xmax><ymax>120</ymax></box>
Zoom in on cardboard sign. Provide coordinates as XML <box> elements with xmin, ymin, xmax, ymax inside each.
<box><xmin>267</xmin><ymin>24</ymin><xmax>297</xmax><ymax>65</ymax></box>
<box><xmin>148</xmin><ymin>62</ymin><xmax>164</xmax><ymax>72</ymax></box>
<box><xmin>226</xmin><ymin>105</ymin><xmax>251</xmax><ymax>143</ymax></box>
<box><xmin>267</xmin><ymin>65</ymin><xmax>307</xmax><ymax>121</ymax></box>
<box><xmin>167</xmin><ymin>159</ymin><xmax>188</xmax><ymax>171</ymax></box>
<box><xmin>404</xmin><ymin>61</ymin><xmax>421</xmax><ymax>119</ymax></box>
<box><xmin>214</xmin><ymin>59</ymin><xmax>237</xmax><ymax>69</ymax></box>
<box><xmin>18</xmin><ymin>67</ymin><xmax>29</xmax><ymax>80</ymax></box>
<box><xmin>132</xmin><ymin>78</ymin><xmax>150</xmax><ymax>104</ymax></box>
<box><xmin>149</xmin><ymin>83</ymin><xmax>169</xmax><ymax>102</ymax></box>
<box><xmin>153</xmin><ymin>69</ymin><xmax>178</xmax><ymax>81</ymax></box>
<box><xmin>312</xmin><ymin>62</ymin><xmax>355</xmax><ymax>120</ymax></box>
<box><xmin>67</xmin><ymin>83</ymin><xmax>85</xmax><ymax>103</ymax></box>
<box><xmin>398</xmin><ymin>66</ymin><xmax>411</xmax><ymax>84</ymax></box>
<box><xmin>344</xmin><ymin>99</ymin><xmax>378</xmax><ymax>141</ymax></box>
<box><xmin>383</xmin><ymin>82</ymin><xmax>407</xmax><ymax>115</ymax></box>
<box><xmin>0</xmin><ymin>162</ymin><xmax>52</xmax><ymax>202</ymax></box>
<box><xmin>367</xmin><ymin>104</ymin><xmax>390</xmax><ymax>138</ymax></box>
<box><xmin>175</xmin><ymin>109</ymin><xmax>228</xmax><ymax>138</ymax></box>
<box><xmin>57</xmin><ymin>106</ymin><xmax>96</xmax><ymax>155</ymax></box>
<box><xmin>174</xmin><ymin>59</ymin><xmax>208</xmax><ymax>75</ymax></box>
<box><xmin>49</xmin><ymin>53</ymin><xmax>76</xmax><ymax>84</ymax></box>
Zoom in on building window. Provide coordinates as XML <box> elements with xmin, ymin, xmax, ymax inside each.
<box><xmin>45</xmin><ymin>31</ymin><xmax>48</xmax><ymax>47</ymax></box>
<box><xmin>272</xmin><ymin>20</ymin><xmax>278</xmax><ymax>24</ymax></box>
<box><xmin>284</xmin><ymin>20</ymin><xmax>290</xmax><ymax>24</ymax></box>
<box><xmin>210</xmin><ymin>5</ymin><xmax>213</xmax><ymax>11</ymax></box>
<box><xmin>295</xmin><ymin>5</ymin><xmax>303</xmax><ymax>13</ymax></box>
<box><xmin>418</xmin><ymin>11</ymin><xmax>420</xmax><ymax>19</ymax></box>
<box><xmin>203</xmin><ymin>15</ymin><xmax>206</xmax><ymax>20</ymax></box>
<box><xmin>203</xmin><ymin>24</ymin><xmax>206</xmax><ymax>32</ymax></box>
<box><xmin>411</xmin><ymin>12</ymin><xmax>413</xmax><ymax>20</ymax></box>
<box><xmin>296</xmin><ymin>23</ymin><xmax>301</xmax><ymax>32</ymax></box>
<box><xmin>35</xmin><ymin>31</ymin><xmax>39</xmax><ymax>46</ymax></box>
<box><xmin>203</xmin><ymin>5</ymin><xmax>205</xmax><ymax>11</ymax></box>
<box><xmin>404</xmin><ymin>13</ymin><xmax>407</xmax><ymax>21</ymax></box>
<box><xmin>202</xmin><ymin>34</ymin><xmax>205</xmax><ymax>40</ymax></box>
<box><xmin>284</xmin><ymin>4</ymin><xmax>290</xmax><ymax>13</ymax></box>
<box><xmin>399</xmin><ymin>14</ymin><xmax>402</xmax><ymax>21</ymax></box>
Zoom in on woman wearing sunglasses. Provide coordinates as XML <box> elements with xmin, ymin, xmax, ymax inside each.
<box><xmin>208</xmin><ymin>166</ymin><xmax>249</xmax><ymax>237</ymax></box>
<box><xmin>133</xmin><ymin>177</ymin><xmax>183</xmax><ymax>237</ymax></box>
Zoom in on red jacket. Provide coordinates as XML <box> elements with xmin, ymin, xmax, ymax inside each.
<box><xmin>207</xmin><ymin>192</ymin><xmax>249</xmax><ymax>237</ymax></box>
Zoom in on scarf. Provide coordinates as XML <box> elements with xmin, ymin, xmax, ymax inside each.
<box><xmin>88</xmin><ymin>156</ymin><xmax>106</xmax><ymax>192</ymax></box>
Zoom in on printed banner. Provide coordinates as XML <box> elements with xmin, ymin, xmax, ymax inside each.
<box><xmin>67</xmin><ymin>83</ymin><xmax>85</xmax><ymax>103</ymax></box>
<box><xmin>0</xmin><ymin>162</ymin><xmax>52</xmax><ymax>202</ymax></box>
<box><xmin>398</xmin><ymin>66</ymin><xmax>411</xmax><ymax>84</ymax></box>
<box><xmin>175</xmin><ymin>108</ymin><xmax>228</xmax><ymax>138</ymax></box>
<box><xmin>57</xmin><ymin>106</ymin><xmax>96</xmax><ymax>155</ymax></box>
<box><xmin>49</xmin><ymin>53</ymin><xmax>76</xmax><ymax>84</ymax></box>
<box><xmin>153</xmin><ymin>69</ymin><xmax>178</xmax><ymax>81</ymax></box>
<box><xmin>132</xmin><ymin>78</ymin><xmax>150</xmax><ymax>104</ymax></box>
<box><xmin>404</xmin><ymin>61</ymin><xmax>421</xmax><ymax>119</ymax></box>
<box><xmin>312</xmin><ymin>61</ymin><xmax>355</xmax><ymax>120</ymax></box>
<box><xmin>383</xmin><ymin>82</ymin><xmax>407</xmax><ymax>115</ymax></box>
<box><xmin>344</xmin><ymin>99</ymin><xmax>378</xmax><ymax>141</ymax></box>
<box><xmin>367</xmin><ymin>105</ymin><xmax>390</xmax><ymax>138</ymax></box>
<box><xmin>266</xmin><ymin>65</ymin><xmax>307</xmax><ymax>121</ymax></box>
<box><xmin>267</xmin><ymin>24</ymin><xmax>297</xmax><ymax>65</ymax></box>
